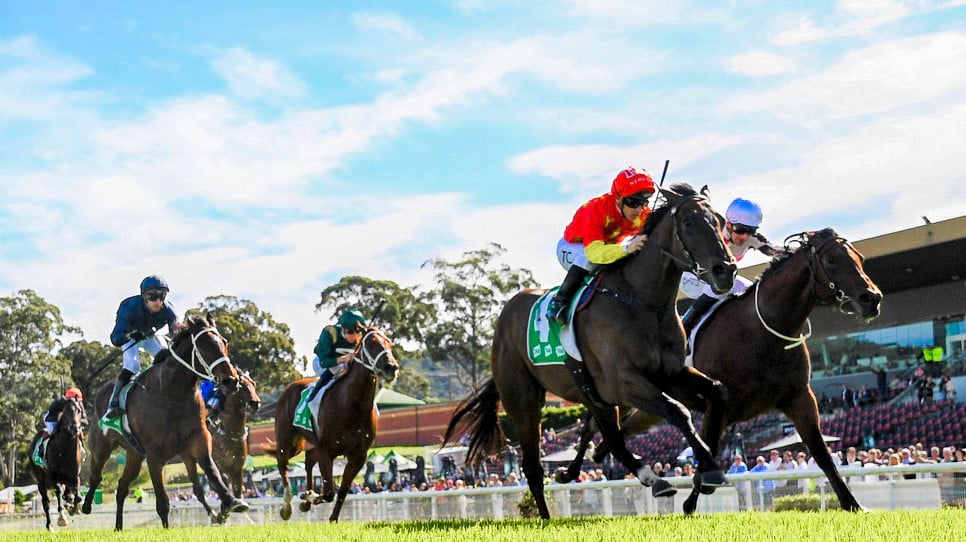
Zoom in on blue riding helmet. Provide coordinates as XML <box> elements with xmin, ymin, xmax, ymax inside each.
<box><xmin>140</xmin><ymin>275</ymin><xmax>169</xmax><ymax>294</ymax></box>
<box><xmin>338</xmin><ymin>309</ymin><xmax>366</xmax><ymax>330</ymax></box>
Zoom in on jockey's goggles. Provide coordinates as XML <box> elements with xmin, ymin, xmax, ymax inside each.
<box><xmin>621</xmin><ymin>193</ymin><xmax>652</xmax><ymax>208</ymax></box>
<box><xmin>144</xmin><ymin>290</ymin><xmax>167</xmax><ymax>301</ymax></box>
<box><xmin>731</xmin><ymin>224</ymin><xmax>758</xmax><ymax>235</ymax></box>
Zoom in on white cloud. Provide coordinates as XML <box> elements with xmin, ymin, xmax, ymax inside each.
<box><xmin>772</xmin><ymin>1</ymin><xmax>957</xmax><ymax>45</ymax></box>
<box><xmin>506</xmin><ymin>134</ymin><xmax>744</xmax><ymax>194</ymax></box>
<box><xmin>722</xmin><ymin>51</ymin><xmax>796</xmax><ymax>76</ymax></box>
<box><xmin>0</xmin><ymin>35</ymin><xmax>97</xmax><ymax>120</ymax></box>
<box><xmin>351</xmin><ymin>11</ymin><xmax>423</xmax><ymax>41</ymax></box>
<box><xmin>561</xmin><ymin>0</ymin><xmax>728</xmax><ymax>26</ymax></box>
<box><xmin>211</xmin><ymin>47</ymin><xmax>306</xmax><ymax>101</ymax></box>
<box><xmin>729</xmin><ymin>31</ymin><xmax>966</xmax><ymax>118</ymax></box>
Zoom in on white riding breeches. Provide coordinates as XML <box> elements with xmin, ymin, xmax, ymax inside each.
<box><xmin>680</xmin><ymin>271</ymin><xmax>752</xmax><ymax>300</ymax></box>
<box><xmin>556</xmin><ymin>238</ymin><xmax>597</xmax><ymax>272</ymax></box>
<box><xmin>121</xmin><ymin>336</ymin><xmax>165</xmax><ymax>373</ymax></box>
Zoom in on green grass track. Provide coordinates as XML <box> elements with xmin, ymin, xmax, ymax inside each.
<box><xmin>2</xmin><ymin>509</ymin><xmax>963</xmax><ymax>542</ymax></box>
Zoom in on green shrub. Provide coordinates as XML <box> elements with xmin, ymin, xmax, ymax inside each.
<box><xmin>517</xmin><ymin>490</ymin><xmax>555</xmax><ymax>518</ymax></box>
<box><xmin>773</xmin><ymin>493</ymin><xmax>840</xmax><ymax>511</ymax></box>
<box><xmin>13</xmin><ymin>489</ymin><xmax>25</xmax><ymax>507</ymax></box>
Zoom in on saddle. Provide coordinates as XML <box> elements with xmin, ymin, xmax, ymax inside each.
<box><xmin>684</xmin><ymin>297</ymin><xmax>728</xmax><ymax>367</ymax></box>
<box><xmin>292</xmin><ymin>364</ymin><xmax>349</xmax><ymax>433</ymax></box>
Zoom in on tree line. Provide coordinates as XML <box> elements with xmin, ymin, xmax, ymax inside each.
<box><xmin>0</xmin><ymin>244</ymin><xmax>535</xmax><ymax>485</ymax></box>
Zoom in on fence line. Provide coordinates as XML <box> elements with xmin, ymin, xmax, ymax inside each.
<box><xmin>2</xmin><ymin>463</ymin><xmax>963</xmax><ymax>530</ymax></box>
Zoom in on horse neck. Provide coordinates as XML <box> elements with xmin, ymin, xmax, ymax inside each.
<box><xmin>152</xmin><ymin>341</ymin><xmax>202</xmax><ymax>393</ymax></box>
<box><xmin>218</xmin><ymin>395</ymin><xmax>247</xmax><ymax>435</ymax></box>
<box><xmin>755</xmin><ymin>249</ymin><xmax>817</xmax><ymax>333</ymax></box>
<box><xmin>337</xmin><ymin>361</ymin><xmax>379</xmax><ymax>414</ymax></box>
<box><xmin>617</xmin><ymin>217</ymin><xmax>683</xmax><ymax>311</ymax></box>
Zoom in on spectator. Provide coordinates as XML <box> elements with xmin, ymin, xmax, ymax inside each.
<box><xmin>767</xmin><ymin>450</ymin><xmax>786</xmax><ymax>489</ymax></box>
<box><xmin>750</xmin><ymin>456</ymin><xmax>774</xmax><ymax>506</ymax></box>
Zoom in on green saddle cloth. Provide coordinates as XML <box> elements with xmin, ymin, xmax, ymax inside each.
<box><xmin>526</xmin><ymin>279</ymin><xmax>592</xmax><ymax>366</ymax></box>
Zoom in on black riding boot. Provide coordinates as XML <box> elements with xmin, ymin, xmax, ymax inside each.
<box><xmin>546</xmin><ymin>266</ymin><xmax>589</xmax><ymax>324</ymax></box>
<box><xmin>681</xmin><ymin>294</ymin><xmax>718</xmax><ymax>336</ymax></box>
<box><xmin>306</xmin><ymin>369</ymin><xmax>334</xmax><ymax>403</ymax></box>
<box><xmin>103</xmin><ymin>368</ymin><xmax>135</xmax><ymax>419</ymax></box>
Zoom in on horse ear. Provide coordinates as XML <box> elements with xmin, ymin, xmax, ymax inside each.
<box><xmin>700</xmin><ymin>185</ymin><xmax>711</xmax><ymax>199</ymax></box>
<box><xmin>206</xmin><ymin>311</ymin><xmax>216</xmax><ymax>327</ymax></box>
<box><xmin>661</xmin><ymin>187</ymin><xmax>681</xmax><ymax>206</ymax></box>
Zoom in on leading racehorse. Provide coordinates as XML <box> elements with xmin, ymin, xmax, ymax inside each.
<box><xmin>266</xmin><ymin>326</ymin><xmax>398</xmax><ymax>522</ymax></box>
<box><xmin>444</xmin><ymin>183</ymin><xmax>737</xmax><ymax>519</ymax></box>
<box><xmin>565</xmin><ymin>228</ymin><xmax>882</xmax><ymax>513</ymax></box>
<box><xmin>28</xmin><ymin>395</ymin><xmax>87</xmax><ymax>530</ymax></box>
<box><xmin>81</xmin><ymin>314</ymin><xmax>252</xmax><ymax>530</ymax></box>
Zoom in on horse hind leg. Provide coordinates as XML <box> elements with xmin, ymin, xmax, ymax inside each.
<box><xmin>555</xmin><ymin>412</ymin><xmax>595</xmax><ymax>484</ymax></box>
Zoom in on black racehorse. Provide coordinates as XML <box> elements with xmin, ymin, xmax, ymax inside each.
<box><xmin>28</xmin><ymin>395</ymin><xmax>87</xmax><ymax>530</ymax></box>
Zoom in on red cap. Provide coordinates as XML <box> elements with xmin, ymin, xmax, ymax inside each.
<box><xmin>611</xmin><ymin>167</ymin><xmax>655</xmax><ymax>198</ymax></box>
<box><xmin>65</xmin><ymin>387</ymin><xmax>83</xmax><ymax>401</ymax></box>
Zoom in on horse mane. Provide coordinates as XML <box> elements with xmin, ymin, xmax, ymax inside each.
<box><xmin>758</xmin><ymin>227</ymin><xmax>840</xmax><ymax>283</ymax></box>
<box><xmin>153</xmin><ymin>314</ymin><xmax>211</xmax><ymax>365</ymax></box>
<box><xmin>640</xmin><ymin>182</ymin><xmax>698</xmax><ymax>237</ymax></box>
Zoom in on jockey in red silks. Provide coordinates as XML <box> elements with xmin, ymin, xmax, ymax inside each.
<box><xmin>547</xmin><ymin>167</ymin><xmax>656</xmax><ymax>323</ymax></box>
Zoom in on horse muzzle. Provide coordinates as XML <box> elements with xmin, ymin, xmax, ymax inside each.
<box><xmin>705</xmin><ymin>262</ymin><xmax>737</xmax><ymax>295</ymax></box>
<box><xmin>247</xmin><ymin>400</ymin><xmax>261</xmax><ymax>413</ymax></box>
<box><xmin>854</xmin><ymin>289</ymin><xmax>882</xmax><ymax>319</ymax></box>
<box><xmin>379</xmin><ymin>364</ymin><xmax>399</xmax><ymax>383</ymax></box>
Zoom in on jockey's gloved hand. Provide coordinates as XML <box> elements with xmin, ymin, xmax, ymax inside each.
<box><xmin>129</xmin><ymin>330</ymin><xmax>147</xmax><ymax>342</ymax></box>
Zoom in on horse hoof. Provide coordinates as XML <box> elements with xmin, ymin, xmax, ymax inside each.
<box><xmin>553</xmin><ymin>467</ymin><xmax>572</xmax><ymax>484</ymax></box>
<box><xmin>81</xmin><ymin>502</ymin><xmax>92</xmax><ymax>515</ymax></box>
<box><xmin>229</xmin><ymin>498</ymin><xmax>250</xmax><ymax>513</ymax></box>
<box><xmin>299</xmin><ymin>501</ymin><xmax>312</xmax><ymax>513</ymax></box>
<box><xmin>58</xmin><ymin>517</ymin><xmax>68</xmax><ymax>527</ymax></box>
<box><xmin>699</xmin><ymin>470</ymin><xmax>726</xmax><ymax>488</ymax></box>
<box><xmin>652</xmin><ymin>479</ymin><xmax>677</xmax><ymax>498</ymax></box>
<box><xmin>280</xmin><ymin>504</ymin><xmax>292</xmax><ymax>521</ymax></box>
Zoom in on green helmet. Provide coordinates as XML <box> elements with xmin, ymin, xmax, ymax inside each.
<box><xmin>338</xmin><ymin>309</ymin><xmax>366</xmax><ymax>330</ymax></box>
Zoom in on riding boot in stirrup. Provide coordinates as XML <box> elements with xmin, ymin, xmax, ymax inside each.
<box><xmin>103</xmin><ymin>369</ymin><xmax>135</xmax><ymax>420</ymax></box>
<box><xmin>306</xmin><ymin>369</ymin><xmax>334</xmax><ymax>404</ymax></box>
<box><xmin>547</xmin><ymin>266</ymin><xmax>589</xmax><ymax>324</ymax></box>
<box><xmin>681</xmin><ymin>294</ymin><xmax>718</xmax><ymax>337</ymax></box>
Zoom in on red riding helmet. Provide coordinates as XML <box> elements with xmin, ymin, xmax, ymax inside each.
<box><xmin>611</xmin><ymin>167</ymin><xmax>655</xmax><ymax>198</ymax></box>
<box><xmin>64</xmin><ymin>387</ymin><xmax>83</xmax><ymax>401</ymax></box>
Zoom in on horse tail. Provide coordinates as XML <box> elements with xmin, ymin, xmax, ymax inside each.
<box><xmin>442</xmin><ymin>378</ymin><xmax>506</xmax><ymax>467</ymax></box>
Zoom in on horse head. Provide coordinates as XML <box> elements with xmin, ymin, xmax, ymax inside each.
<box><xmin>169</xmin><ymin>313</ymin><xmax>241</xmax><ymax>388</ymax></box>
<box><xmin>357</xmin><ymin>327</ymin><xmax>399</xmax><ymax>383</ymax></box>
<box><xmin>795</xmin><ymin>228</ymin><xmax>882</xmax><ymax>320</ymax></box>
<box><xmin>61</xmin><ymin>396</ymin><xmax>87</xmax><ymax>439</ymax></box>
<box><xmin>226</xmin><ymin>371</ymin><xmax>261</xmax><ymax>414</ymax></box>
<box><xmin>650</xmin><ymin>183</ymin><xmax>736</xmax><ymax>294</ymax></box>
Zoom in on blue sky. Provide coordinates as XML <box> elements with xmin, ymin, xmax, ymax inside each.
<box><xmin>2</xmin><ymin>1</ymin><xmax>965</xmax><ymax>364</ymax></box>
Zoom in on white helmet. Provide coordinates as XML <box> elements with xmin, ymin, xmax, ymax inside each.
<box><xmin>725</xmin><ymin>198</ymin><xmax>763</xmax><ymax>228</ymax></box>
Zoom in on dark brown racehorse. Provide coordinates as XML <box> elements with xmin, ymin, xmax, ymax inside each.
<box><xmin>28</xmin><ymin>396</ymin><xmax>87</xmax><ymax>530</ymax></box>
<box><xmin>565</xmin><ymin>228</ymin><xmax>882</xmax><ymax>513</ymax></box>
<box><xmin>443</xmin><ymin>183</ymin><xmax>738</xmax><ymax>519</ymax></box>
<box><xmin>81</xmin><ymin>314</ymin><xmax>251</xmax><ymax>530</ymax></box>
<box><xmin>186</xmin><ymin>371</ymin><xmax>260</xmax><ymax>523</ymax></box>
<box><xmin>265</xmin><ymin>326</ymin><xmax>398</xmax><ymax>522</ymax></box>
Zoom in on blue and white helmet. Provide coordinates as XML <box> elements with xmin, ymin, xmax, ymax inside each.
<box><xmin>140</xmin><ymin>275</ymin><xmax>169</xmax><ymax>294</ymax></box>
<box><xmin>725</xmin><ymin>198</ymin><xmax>763</xmax><ymax>228</ymax></box>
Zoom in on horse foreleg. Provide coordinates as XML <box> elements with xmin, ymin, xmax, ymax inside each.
<box><xmin>146</xmin><ymin>459</ymin><xmax>170</xmax><ymax>528</ymax></box>
<box><xmin>81</xmin><ymin>435</ymin><xmax>113</xmax><ymax>515</ymax></box>
<box><xmin>595</xmin><ymin>405</ymin><xmax>675</xmax><ymax>497</ymax></box>
<box><xmin>330</xmin><ymin>451</ymin><xmax>366</xmax><ymax>522</ymax></box>
<box><xmin>55</xmin><ymin>484</ymin><xmax>68</xmax><ymax>527</ymax></box>
<box><xmin>113</xmin><ymin>452</ymin><xmax>144</xmax><ymax>531</ymax></box>
<box><xmin>784</xmin><ymin>389</ymin><xmax>865</xmax><ymax>512</ymax></box>
<box><xmin>182</xmin><ymin>456</ymin><xmax>217</xmax><ymax>522</ymax></box>
<box><xmin>555</xmin><ymin>412</ymin><xmax>595</xmax><ymax>484</ymax></box>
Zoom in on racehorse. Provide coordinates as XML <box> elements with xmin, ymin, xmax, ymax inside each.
<box><xmin>443</xmin><ymin>183</ymin><xmax>737</xmax><ymax>519</ymax></box>
<box><xmin>81</xmin><ymin>314</ymin><xmax>252</xmax><ymax>530</ymax></box>
<box><xmin>564</xmin><ymin>228</ymin><xmax>882</xmax><ymax>513</ymax></box>
<box><xmin>186</xmin><ymin>371</ymin><xmax>260</xmax><ymax>523</ymax></box>
<box><xmin>265</xmin><ymin>326</ymin><xmax>398</xmax><ymax>522</ymax></box>
<box><xmin>28</xmin><ymin>395</ymin><xmax>87</xmax><ymax>530</ymax></box>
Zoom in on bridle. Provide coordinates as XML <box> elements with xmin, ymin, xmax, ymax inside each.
<box><xmin>753</xmin><ymin>232</ymin><xmax>864</xmax><ymax>349</ymax></box>
<box><xmin>351</xmin><ymin>329</ymin><xmax>394</xmax><ymax>375</ymax></box>
<box><xmin>168</xmin><ymin>326</ymin><xmax>233</xmax><ymax>381</ymax></box>
<box><xmin>644</xmin><ymin>195</ymin><xmax>729</xmax><ymax>282</ymax></box>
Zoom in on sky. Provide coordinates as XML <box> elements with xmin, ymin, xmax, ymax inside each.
<box><xmin>1</xmin><ymin>1</ymin><xmax>965</xmax><ymax>366</ymax></box>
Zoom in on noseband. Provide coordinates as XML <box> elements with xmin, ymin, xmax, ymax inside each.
<box><xmin>802</xmin><ymin>234</ymin><xmax>864</xmax><ymax>314</ymax></box>
<box><xmin>168</xmin><ymin>326</ymin><xmax>232</xmax><ymax>381</ymax></box>
<box><xmin>647</xmin><ymin>195</ymin><xmax>726</xmax><ymax>281</ymax></box>
<box><xmin>351</xmin><ymin>330</ymin><xmax>393</xmax><ymax>374</ymax></box>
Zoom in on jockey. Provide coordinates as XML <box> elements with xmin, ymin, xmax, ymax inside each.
<box><xmin>306</xmin><ymin>309</ymin><xmax>366</xmax><ymax>404</ymax></box>
<box><xmin>680</xmin><ymin>197</ymin><xmax>783</xmax><ymax>335</ymax></box>
<box><xmin>200</xmin><ymin>379</ymin><xmax>225</xmax><ymax>421</ymax></box>
<box><xmin>37</xmin><ymin>387</ymin><xmax>86</xmax><ymax>462</ymax></box>
<box><xmin>42</xmin><ymin>387</ymin><xmax>86</xmax><ymax>439</ymax></box>
<box><xmin>103</xmin><ymin>275</ymin><xmax>187</xmax><ymax>420</ymax></box>
<box><xmin>547</xmin><ymin>166</ymin><xmax>655</xmax><ymax>323</ymax></box>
